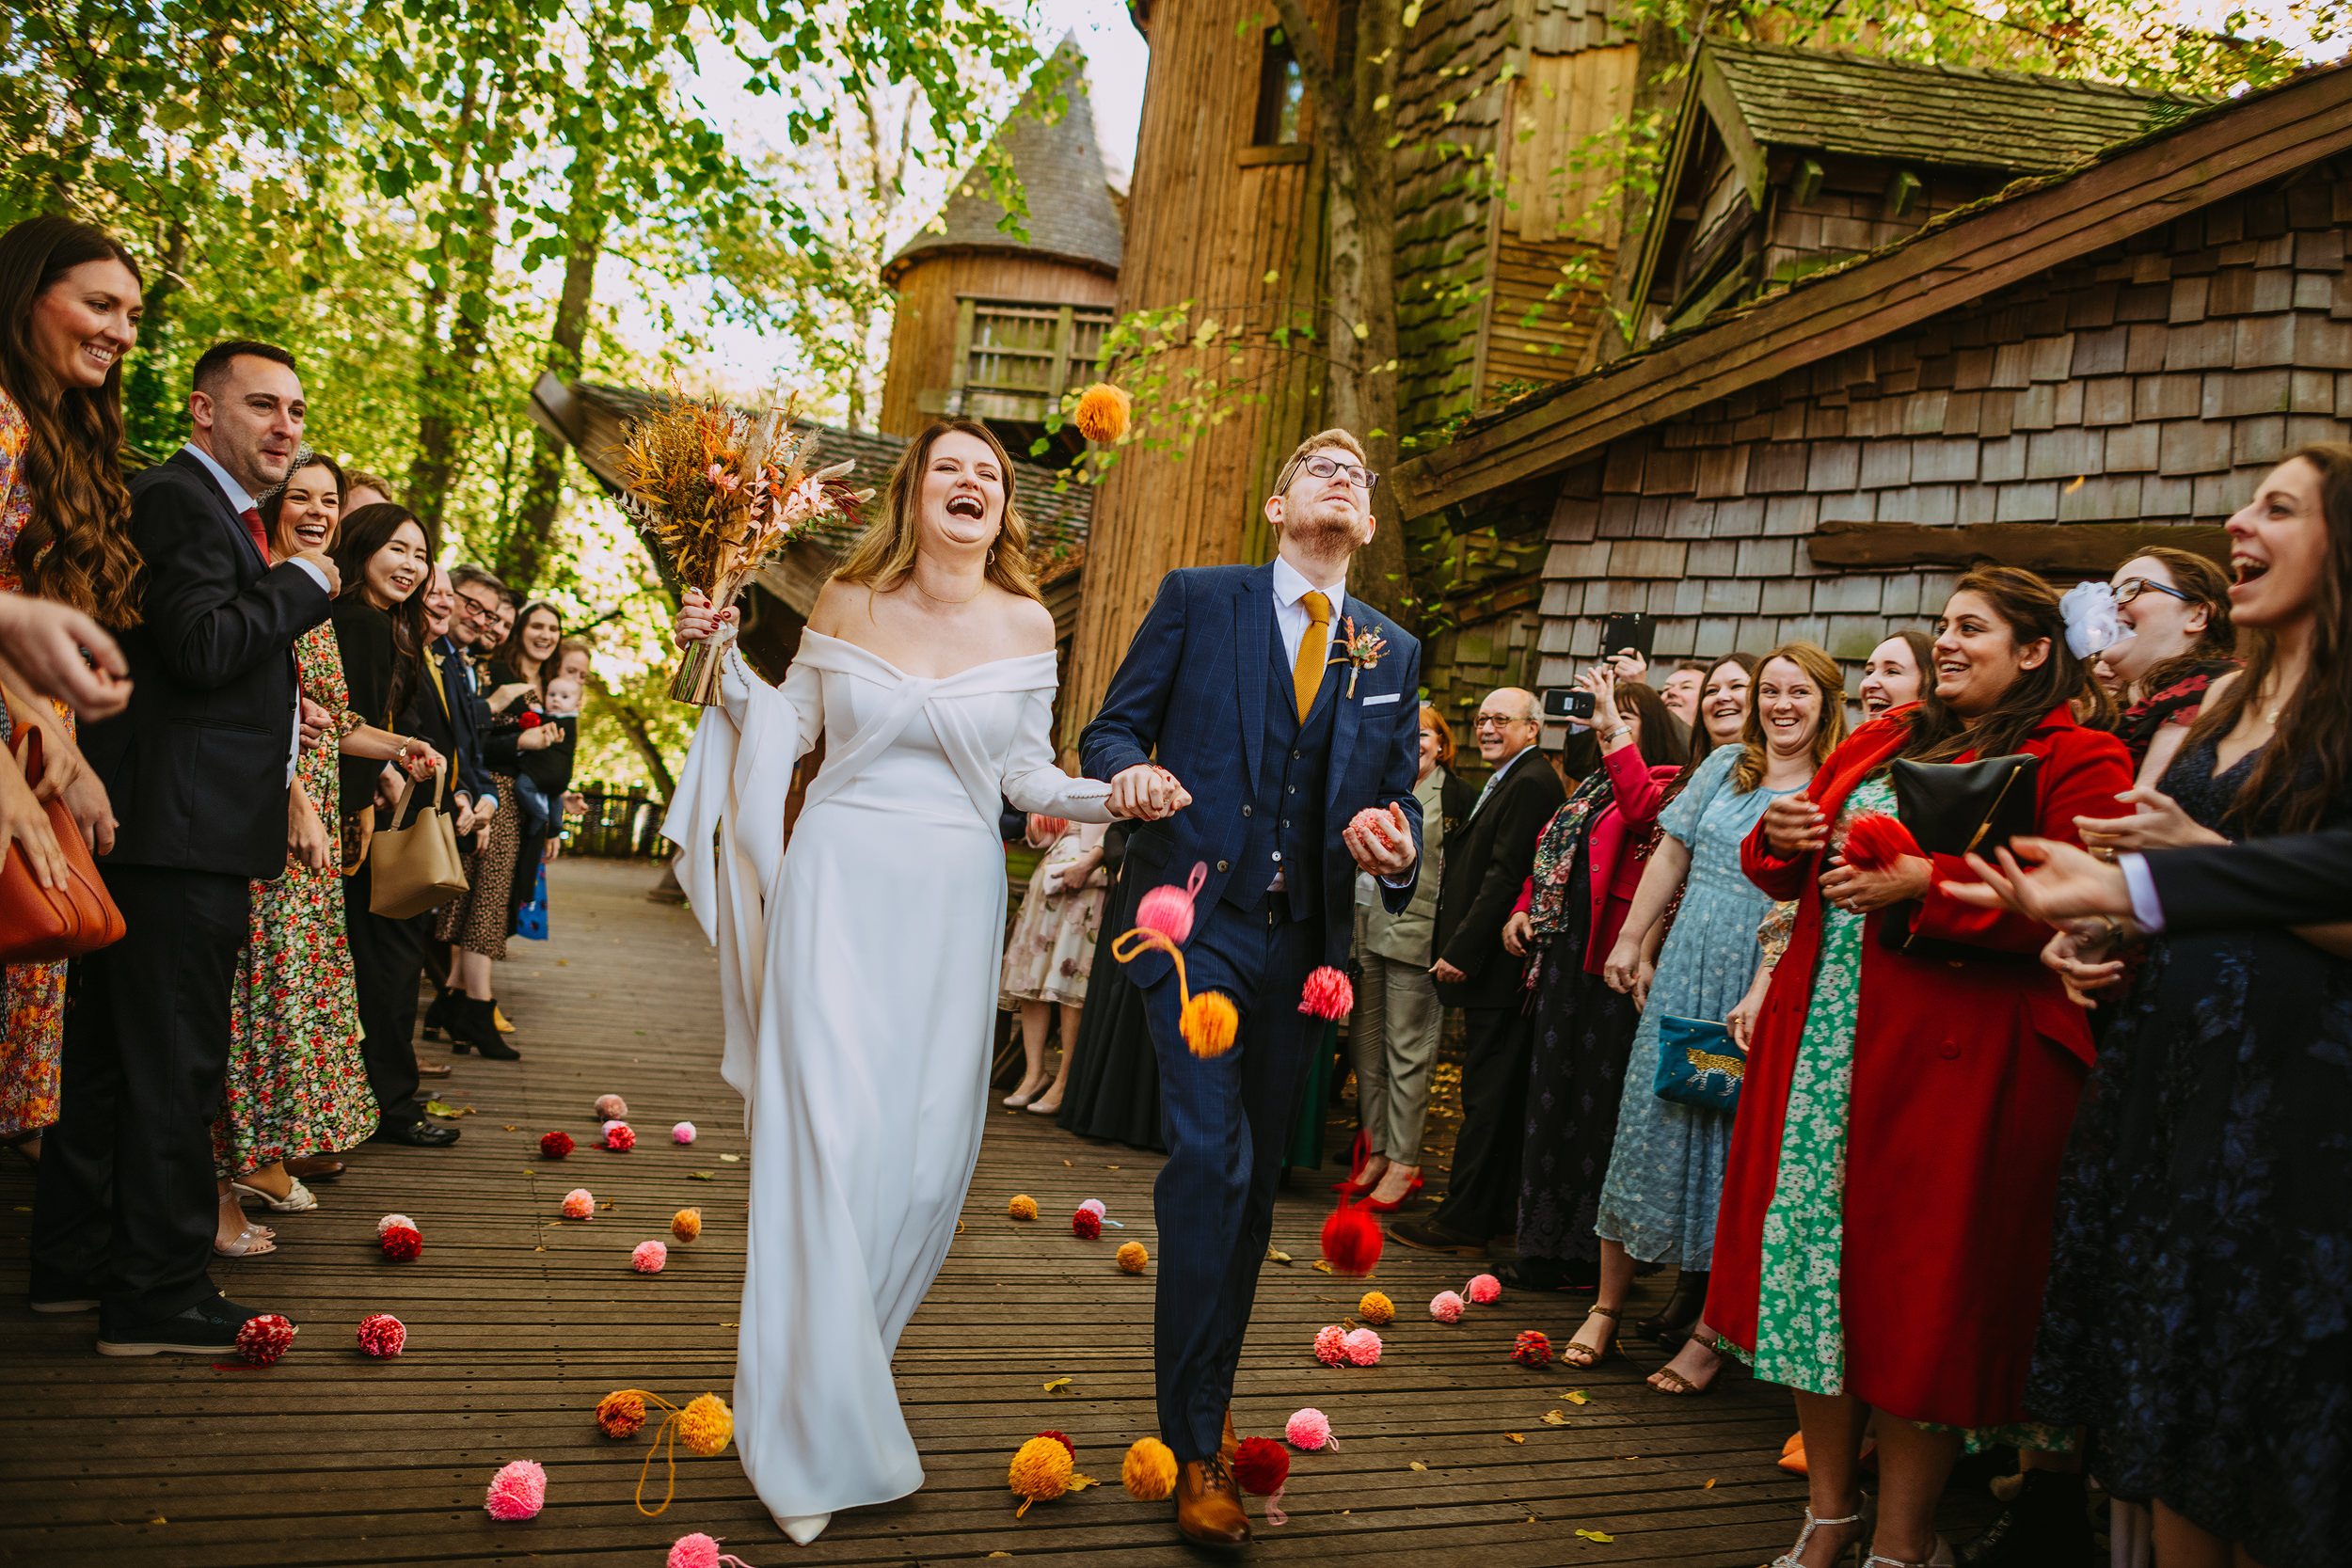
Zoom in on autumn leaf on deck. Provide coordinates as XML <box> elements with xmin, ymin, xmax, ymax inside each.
<box><xmin>1503</xmin><ymin>1433</ymin><xmax>1525</xmax><ymax>1444</ymax></box>
<box><xmin>689</xmin><ymin>1170</ymin><xmax>717</xmax><ymax>1180</ymax></box>
<box><xmin>1311</xmin><ymin>1260</ymin><xmax>1334</xmax><ymax>1274</ymax></box>
<box><xmin>1575</xmin><ymin>1528</ymin><xmax>1614</xmax><ymax>1543</ymax></box>
<box><xmin>501</xmin><ymin>1125</ymin><xmax>520</xmax><ymax>1132</ymax></box>
<box><xmin>422</xmin><ymin>1100</ymin><xmax>471</xmax><ymax>1117</ymax></box>
<box><xmin>1066</xmin><ymin>1473</ymin><xmax>1101</xmax><ymax>1491</ymax></box>
<box><xmin>1042</xmin><ymin>1377</ymin><xmax>1073</xmax><ymax>1394</ymax></box>
<box><xmin>1265</xmin><ymin>1247</ymin><xmax>1294</xmax><ymax>1265</ymax></box>
<box><xmin>1407</xmin><ymin>1461</ymin><xmax>1428</xmax><ymax>1472</ymax></box>
<box><xmin>1564</xmin><ymin>1389</ymin><xmax>1593</xmax><ymax>1404</ymax></box>
<box><xmin>1541</xmin><ymin>1410</ymin><xmax>1570</xmax><ymax>1426</ymax></box>
<box><xmin>1703</xmin><ymin>1478</ymin><xmax>1716</xmax><ymax>1489</ymax></box>
<box><xmin>719</xmin><ymin>1153</ymin><xmax>740</xmax><ymax>1162</ymax></box>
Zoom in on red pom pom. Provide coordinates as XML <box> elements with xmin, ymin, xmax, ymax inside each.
<box><xmin>1840</xmin><ymin>811</ymin><xmax>1921</xmax><ymax>872</ymax></box>
<box><xmin>1232</xmin><ymin>1435</ymin><xmax>1291</xmax><ymax>1496</ymax></box>
<box><xmin>1073</xmin><ymin>1207</ymin><xmax>1103</xmax><ymax>1241</ymax></box>
<box><xmin>539</xmin><ymin>1130</ymin><xmax>574</xmax><ymax>1160</ymax></box>
<box><xmin>1298</xmin><ymin>965</ymin><xmax>1353</xmax><ymax>1021</ymax></box>
<box><xmin>237</xmin><ymin>1313</ymin><xmax>296</xmax><ymax>1367</ymax></box>
<box><xmin>357</xmin><ymin>1312</ymin><xmax>406</xmax><ymax>1357</ymax></box>
<box><xmin>517</xmin><ymin>710</ymin><xmax>543</xmax><ymax>729</ymax></box>
<box><xmin>1320</xmin><ymin>1199</ymin><xmax>1383</xmax><ymax>1275</ymax></box>
<box><xmin>1511</xmin><ymin>1328</ymin><xmax>1553</xmax><ymax>1366</ymax></box>
<box><xmin>603</xmin><ymin>1122</ymin><xmax>636</xmax><ymax>1152</ymax></box>
<box><xmin>1036</xmin><ymin>1429</ymin><xmax>1076</xmax><ymax>1460</ymax></box>
<box><xmin>380</xmin><ymin>1224</ymin><xmax>422</xmax><ymax>1261</ymax></box>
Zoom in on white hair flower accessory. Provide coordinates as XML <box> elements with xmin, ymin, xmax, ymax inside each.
<box><xmin>2059</xmin><ymin>579</ymin><xmax>2122</xmax><ymax>658</ymax></box>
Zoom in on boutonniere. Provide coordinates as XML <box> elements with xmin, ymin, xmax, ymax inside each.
<box><xmin>1327</xmin><ymin>617</ymin><xmax>1388</xmax><ymax>698</ymax></box>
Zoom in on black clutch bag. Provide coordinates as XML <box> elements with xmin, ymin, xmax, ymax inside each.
<box><xmin>1878</xmin><ymin>752</ymin><xmax>2041</xmax><ymax>958</ymax></box>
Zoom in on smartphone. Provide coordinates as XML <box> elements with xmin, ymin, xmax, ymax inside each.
<box><xmin>1542</xmin><ymin>689</ymin><xmax>1597</xmax><ymax>721</ymax></box>
<box><xmin>1597</xmin><ymin>612</ymin><xmax>1656</xmax><ymax>663</ymax></box>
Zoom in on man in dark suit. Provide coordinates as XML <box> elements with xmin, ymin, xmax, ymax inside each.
<box><xmin>31</xmin><ymin>341</ymin><xmax>338</xmax><ymax>1354</ymax></box>
<box><xmin>1083</xmin><ymin>429</ymin><xmax>1422</xmax><ymax>1550</ymax></box>
<box><xmin>1391</xmin><ymin>686</ymin><xmax>1565</xmax><ymax>1260</ymax></box>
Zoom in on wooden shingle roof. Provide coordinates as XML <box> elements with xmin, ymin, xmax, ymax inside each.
<box><xmin>1705</xmin><ymin>40</ymin><xmax>2205</xmax><ymax>175</ymax></box>
<box><xmin>882</xmin><ymin>39</ymin><xmax>1123</xmax><ymax>283</ymax></box>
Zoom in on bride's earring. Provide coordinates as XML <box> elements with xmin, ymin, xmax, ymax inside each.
<box><xmin>987</xmin><ymin>547</ymin><xmax>996</xmax><ymax>566</ymax></box>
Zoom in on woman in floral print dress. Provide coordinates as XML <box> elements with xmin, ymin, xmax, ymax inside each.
<box><xmin>0</xmin><ymin>216</ymin><xmax>149</xmax><ymax>1169</ymax></box>
<box><xmin>211</xmin><ymin>454</ymin><xmax>383</xmax><ymax>1233</ymax></box>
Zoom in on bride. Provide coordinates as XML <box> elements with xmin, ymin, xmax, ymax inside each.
<box><xmin>662</xmin><ymin>420</ymin><xmax>1155</xmax><ymax>1544</ymax></box>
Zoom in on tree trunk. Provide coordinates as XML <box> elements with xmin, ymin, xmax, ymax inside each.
<box><xmin>408</xmin><ymin>68</ymin><xmax>498</xmax><ymax>538</ymax></box>
<box><xmin>504</xmin><ymin>118</ymin><xmax>610</xmax><ymax>590</ymax></box>
<box><xmin>600</xmin><ymin>691</ymin><xmax>679</xmax><ymax>800</ymax></box>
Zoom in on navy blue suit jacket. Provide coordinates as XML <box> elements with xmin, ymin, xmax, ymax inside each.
<box><xmin>1080</xmin><ymin>562</ymin><xmax>1423</xmax><ymax>980</ymax></box>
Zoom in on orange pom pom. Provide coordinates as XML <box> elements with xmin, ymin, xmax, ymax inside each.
<box><xmin>1321</xmin><ymin>1199</ymin><xmax>1383</xmax><ymax>1275</ymax></box>
<box><xmin>1009</xmin><ymin>1194</ymin><xmax>1039</xmax><ymax>1220</ymax></box>
<box><xmin>1357</xmin><ymin>1290</ymin><xmax>1394</xmax><ymax>1324</ymax></box>
<box><xmin>1073</xmin><ymin>382</ymin><xmax>1131</xmax><ymax>443</ymax></box>
<box><xmin>596</xmin><ymin>1388</ymin><xmax>646</xmax><ymax>1438</ymax></box>
<box><xmin>1183</xmin><ymin>991</ymin><xmax>1239</xmax><ymax>1057</ymax></box>
<box><xmin>670</xmin><ymin>1208</ymin><xmax>702</xmax><ymax>1243</ymax></box>
<box><xmin>1117</xmin><ymin>1241</ymin><xmax>1149</xmax><ymax>1274</ymax></box>
<box><xmin>1122</xmin><ymin>1436</ymin><xmax>1177</xmax><ymax>1499</ymax></box>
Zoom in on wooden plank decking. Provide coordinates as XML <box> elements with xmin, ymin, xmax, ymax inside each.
<box><xmin>0</xmin><ymin>858</ymin><xmax>1841</xmax><ymax>1566</ymax></box>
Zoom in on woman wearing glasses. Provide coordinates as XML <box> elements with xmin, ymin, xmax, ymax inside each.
<box><xmin>2100</xmin><ymin>549</ymin><xmax>2237</xmax><ymax>785</ymax></box>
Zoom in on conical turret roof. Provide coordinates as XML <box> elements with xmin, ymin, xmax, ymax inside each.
<box><xmin>882</xmin><ymin>39</ymin><xmax>1123</xmax><ymax>283</ymax></box>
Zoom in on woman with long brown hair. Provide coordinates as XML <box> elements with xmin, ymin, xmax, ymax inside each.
<box><xmin>1719</xmin><ymin>568</ymin><xmax>2132</xmax><ymax>1568</ymax></box>
<box><xmin>2099</xmin><ymin>545</ymin><xmax>2237</xmax><ymax>785</ymax></box>
<box><xmin>2023</xmin><ymin>447</ymin><xmax>2352</xmax><ymax>1568</ymax></box>
<box><xmin>664</xmin><ymin>419</ymin><xmax>1119</xmax><ymax>1543</ymax></box>
<box><xmin>0</xmin><ymin>215</ymin><xmax>143</xmax><ymax>1168</ymax></box>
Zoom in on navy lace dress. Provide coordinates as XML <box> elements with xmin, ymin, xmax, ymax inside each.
<box><xmin>2026</xmin><ymin>737</ymin><xmax>2352</xmax><ymax>1568</ymax></box>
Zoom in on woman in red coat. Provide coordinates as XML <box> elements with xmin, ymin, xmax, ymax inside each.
<box><xmin>1710</xmin><ymin>567</ymin><xmax>2132</xmax><ymax>1568</ymax></box>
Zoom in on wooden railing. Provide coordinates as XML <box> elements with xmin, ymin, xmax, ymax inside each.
<box><xmin>565</xmin><ymin>784</ymin><xmax>669</xmax><ymax>858</ymax></box>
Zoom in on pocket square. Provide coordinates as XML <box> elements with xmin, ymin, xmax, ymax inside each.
<box><xmin>1360</xmin><ymin>692</ymin><xmax>1401</xmax><ymax>707</ymax></box>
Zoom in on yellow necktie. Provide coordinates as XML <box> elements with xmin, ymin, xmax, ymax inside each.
<box><xmin>1294</xmin><ymin>591</ymin><xmax>1332</xmax><ymax>721</ymax></box>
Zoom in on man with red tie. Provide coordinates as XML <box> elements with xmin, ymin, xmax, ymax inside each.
<box><xmin>32</xmin><ymin>341</ymin><xmax>340</xmax><ymax>1356</ymax></box>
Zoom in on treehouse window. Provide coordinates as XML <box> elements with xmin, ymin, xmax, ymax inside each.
<box><xmin>1253</xmin><ymin>29</ymin><xmax>1302</xmax><ymax>146</ymax></box>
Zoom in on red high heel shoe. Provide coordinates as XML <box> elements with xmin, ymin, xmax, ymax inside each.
<box><xmin>1329</xmin><ymin>1130</ymin><xmax>1375</xmax><ymax>1195</ymax></box>
<box><xmin>1357</xmin><ymin>1172</ymin><xmax>1424</xmax><ymax>1213</ymax></box>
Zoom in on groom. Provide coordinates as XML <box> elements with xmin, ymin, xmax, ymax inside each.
<box><xmin>1082</xmin><ymin>429</ymin><xmax>1423</xmax><ymax>1549</ymax></box>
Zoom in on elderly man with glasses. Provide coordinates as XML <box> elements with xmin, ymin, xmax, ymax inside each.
<box><xmin>1391</xmin><ymin>685</ymin><xmax>1565</xmax><ymax>1260</ymax></box>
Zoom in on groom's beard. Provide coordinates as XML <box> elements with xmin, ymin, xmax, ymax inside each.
<box><xmin>1286</xmin><ymin>508</ymin><xmax>1367</xmax><ymax>554</ymax></box>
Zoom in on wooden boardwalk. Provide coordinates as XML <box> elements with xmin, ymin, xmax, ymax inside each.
<box><xmin>0</xmin><ymin>858</ymin><xmax>1843</xmax><ymax>1566</ymax></box>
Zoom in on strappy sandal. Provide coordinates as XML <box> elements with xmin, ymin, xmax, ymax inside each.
<box><xmin>230</xmin><ymin>1176</ymin><xmax>317</xmax><ymax>1213</ymax></box>
<box><xmin>1772</xmin><ymin>1505</ymin><xmax>1868</xmax><ymax>1568</ymax></box>
<box><xmin>1561</xmin><ymin>1304</ymin><xmax>1621</xmax><ymax>1368</ymax></box>
<box><xmin>213</xmin><ymin>1193</ymin><xmax>277</xmax><ymax>1258</ymax></box>
<box><xmin>1863</xmin><ymin>1538</ymin><xmax>1953</xmax><ymax>1568</ymax></box>
<box><xmin>1647</xmin><ymin>1364</ymin><xmax>1716</xmax><ymax>1395</ymax></box>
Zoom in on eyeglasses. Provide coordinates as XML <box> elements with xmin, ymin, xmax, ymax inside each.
<box><xmin>455</xmin><ymin>593</ymin><xmax>500</xmax><ymax>618</ymax></box>
<box><xmin>2112</xmin><ymin>577</ymin><xmax>2194</xmax><ymax>608</ymax></box>
<box><xmin>1300</xmin><ymin>453</ymin><xmax>1379</xmax><ymax>491</ymax></box>
<box><xmin>1472</xmin><ymin>712</ymin><xmax>1534</xmax><ymax>731</ymax></box>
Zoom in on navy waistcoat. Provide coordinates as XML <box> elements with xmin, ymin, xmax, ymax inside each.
<box><xmin>1222</xmin><ymin>629</ymin><xmax>1341</xmax><ymax>923</ymax></box>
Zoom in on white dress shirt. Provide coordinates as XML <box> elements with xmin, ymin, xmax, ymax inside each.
<box><xmin>1470</xmin><ymin>743</ymin><xmax>1534</xmax><ymax>816</ymax></box>
<box><xmin>180</xmin><ymin>442</ymin><xmax>330</xmax><ymax>784</ymax></box>
<box><xmin>1271</xmin><ymin>553</ymin><xmax>1347</xmax><ymax>671</ymax></box>
<box><xmin>2120</xmin><ymin>851</ymin><xmax>2166</xmax><ymax>931</ymax></box>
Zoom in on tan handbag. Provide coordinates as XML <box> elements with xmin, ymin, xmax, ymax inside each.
<box><xmin>368</xmin><ymin>765</ymin><xmax>469</xmax><ymax>918</ymax></box>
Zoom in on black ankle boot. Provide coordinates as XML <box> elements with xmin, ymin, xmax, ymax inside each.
<box><xmin>1636</xmin><ymin>1269</ymin><xmax>1711</xmax><ymax>1345</ymax></box>
<box><xmin>458</xmin><ymin>997</ymin><xmax>521</xmax><ymax>1060</ymax></box>
<box><xmin>1956</xmin><ymin>1468</ymin><xmax>2092</xmax><ymax>1568</ymax></box>
<box><xmin>421</xmin><ymin>984</ymin><xmax>459</xmax><ymax>1043</ymax></box>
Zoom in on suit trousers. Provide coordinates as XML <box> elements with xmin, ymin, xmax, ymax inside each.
<box><xmin>1139</xmin><ymin>893</ymin><xmax>1321</xmax><ymax>1461</ymax></box>
<box><xmin>342</xmin><ymin>857</ymin><xmax>426</xmax><ymax>1131</ymax></box>
<box><xmin>1430</xmin><ymin>1004</ymin><xmax>1535</xmax><ymax>1242</ymax></box>
<box><xmin>1348</xmin><ymin>905</ymin><xmax>1443</xmax><ymax>1163</ymax></box>
<box><xmin>33</xmin><ymin>864</ymin><xmax>251</xmax><ymax>1316</ymax></box>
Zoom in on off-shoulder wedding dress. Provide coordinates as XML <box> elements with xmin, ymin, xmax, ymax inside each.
<box><xmin>664</xmin><ymin>631</ymin><xmax>1113</xmax><ymax>1543</ymax></box>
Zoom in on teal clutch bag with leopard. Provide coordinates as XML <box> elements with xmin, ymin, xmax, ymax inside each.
<box><xmin>1653</xmin><ymin>1015</ymin><xmax>1745</xmax><ymax>1114</ymax></box>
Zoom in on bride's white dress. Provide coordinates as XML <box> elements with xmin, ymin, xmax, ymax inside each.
<box><xmin>663</xmin><ymin>630</ymin><xmax>1112</xmax><ymax>1525</ymax></box>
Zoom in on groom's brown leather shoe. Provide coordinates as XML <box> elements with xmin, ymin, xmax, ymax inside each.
<box><xmin>1221</xmin><ymin>1406</ymin><xmax>1239</xmax><ymax>1461</ymax></box>
<box><xmin>1175</xmin><ymin>1454</ymin><xmax>1251</xmax><ymax>1550</ymax></box>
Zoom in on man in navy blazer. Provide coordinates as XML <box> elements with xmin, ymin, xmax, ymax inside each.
<box><xmin>1082</xmin><ymin>429</ymin><xmax>1422</xmax><ymax>1549</ymax></box>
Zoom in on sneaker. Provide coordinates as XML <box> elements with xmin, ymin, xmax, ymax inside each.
<box><xmin>96</xmin><ymin>1292</ymin><xmax>267</xmax><ymax>1356</ymax></box>
<box><xmin>29</xmin><ymin>1264</ymin><xmax>99</xmax><ymax>1314</ymax></box>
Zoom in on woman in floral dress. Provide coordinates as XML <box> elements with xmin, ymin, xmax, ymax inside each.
<box><xmin>999</xmin><ymin>805</ymin><xmax>1108</xmax><ymax>1117</ymax></box>
<box><xmin>0</xmin><ymin>216</ymin><xmax>147</xmax><ymax>1169</ymax></box>
<box><xmin>212</xmin><ymin>454</ymin><xmax>385</xmax><ymax>1234</ymax></box>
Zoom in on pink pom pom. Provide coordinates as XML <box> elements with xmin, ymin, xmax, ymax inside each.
<box><xmin>1343</xmin><ymin>1327</ymin><xmax>1383</xmax><ymax>1366</ymax></box>
<box><xmin>669</xmin><ymin>1535</ymin><xmax>721</xmax><ymax>1568</ymax></box>
<box><xmin>631</xmin><ymin>1240</ymin><xmax>668</xmax><ymax>1273</ymax></box>
<box><xmin>1467</xmin><ymin>1273</ymin><xmax>1502</xmax><ymax>1305</ymax></box>
<box><xmin>602</xmin><ymin>1120</ymin><xmax>636</xmax><ymax>1152</ymax></box>
<box><xmin>357</xmin><ymin>1312</ymin><xmax>406</xmax><ymax>1357</ymax></box>
<box><xmin>594</xmin><ymin>1093</ymin><xmax>628</xmax><ymax>1119</ymax></box>
<box><xmin>375</xmin><ymin>1212</ymin><xmax>415</xmax><ymax>1236</ymax></box>
<box><xmin>484</xmin><ymin>1458</ymin><xmax>547</xmax><ymax>1521</ymax></box>
<box><xmin>1078</xmin><ymin>1197</ymin><xmax>1106</xmax><ymax>1217</ymax></box>
<box><xmin>1135</xmin><ymin>863</ymin><xmax>1209</xmax><ymax>945</ymax></box>
<box><xmin>1298</xmin><ymin>965</ymin><xmax>1354</xmax><ymax>1021</ymax></box>
<box><xmin>1285</xmin><ymin>1408</ymin><xmax>1332</xmax><ymax>1450</ymax></box>
<box><xmin>1430</xmin><ymin>1290</ymin><xmax>1465</xmax><ymax>1323</ymax></box>
<box><xmin>673</xmin><ymin>1120</ymin><xmax>697</xmax><ymax>1145</ymax></box>
<box><xmin>562</xmin><ymin>1188</ymin><xmax>595</xmax><ymax>1219</ymax></box>
<box><xmin>1348</xmin><ymin>806</ymin><xmax>1399</xmax><ymax>849</ymax></box>
<box><xmin>1312</xmin><ymin>1323</ymin><xmax>1348</xmax><ymax>1366</ymax></box>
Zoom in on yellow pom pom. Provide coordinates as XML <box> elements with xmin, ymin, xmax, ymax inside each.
<box><xmin>1009</xmin><ymin>1434</ymin><xmax>1075</xmax><ymax>1513</ymax></box>
<box><xmin>1073</xmin><ymin>382</ymin><xmax>1131</xmax><ymax>444</ymax></box>
<box><xmin>670</xmin><ymin>1207</ymin><xmax>702</xmax><ymax>1243</ymax></box>
<box><xmin>677</xmin><ymin>1392</ymin><xmax>734</xmax><ymax>1457</ymax></box>
<box><xmin>1182</xmin><ymin>991</ymin><xmax>1239</xmax><ymax>1057</ymax></box>
<box><xmin>1358</xmin><ymin>1290</ymin><xmax>1395</xmax><ymax>1325</ymax></box>
<box><xmin>1121</xmin><ymin>1436</ymin><xmax>1178</xmax><ymax>1500</ymax></box>
<box><xmin>1117</xmin><ymin>1241</ymin><xmax>1149</xmax><ymax>1275</ymax></box>
<box><xmin>1009</xmin><ymin>1194</ymin><xmax>1040</xmax><ymax>1221</ymax></box>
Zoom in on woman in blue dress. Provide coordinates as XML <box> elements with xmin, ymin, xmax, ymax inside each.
<box><xmin>1566</xmin><ymin>643</ymin><xmax>1847</xmax><ymax>1388</ymax></box>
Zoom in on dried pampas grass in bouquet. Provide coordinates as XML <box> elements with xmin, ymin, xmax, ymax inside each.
<box><xmin>612</xmin><ymin>388</ymin><xmax>870</xmax><ymax>705</ymax></box>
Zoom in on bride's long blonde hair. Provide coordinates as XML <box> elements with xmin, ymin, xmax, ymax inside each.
<box><xmin>834</xmin><ymin>419</ymin><xmax>1044</xmax><ymax>605</ymax></box>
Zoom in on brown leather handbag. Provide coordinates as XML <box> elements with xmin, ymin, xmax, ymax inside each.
<box><xmin>0</xmin><ymin>728</ymin><xmax>126</xmax><ymax>963</ymax></box>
